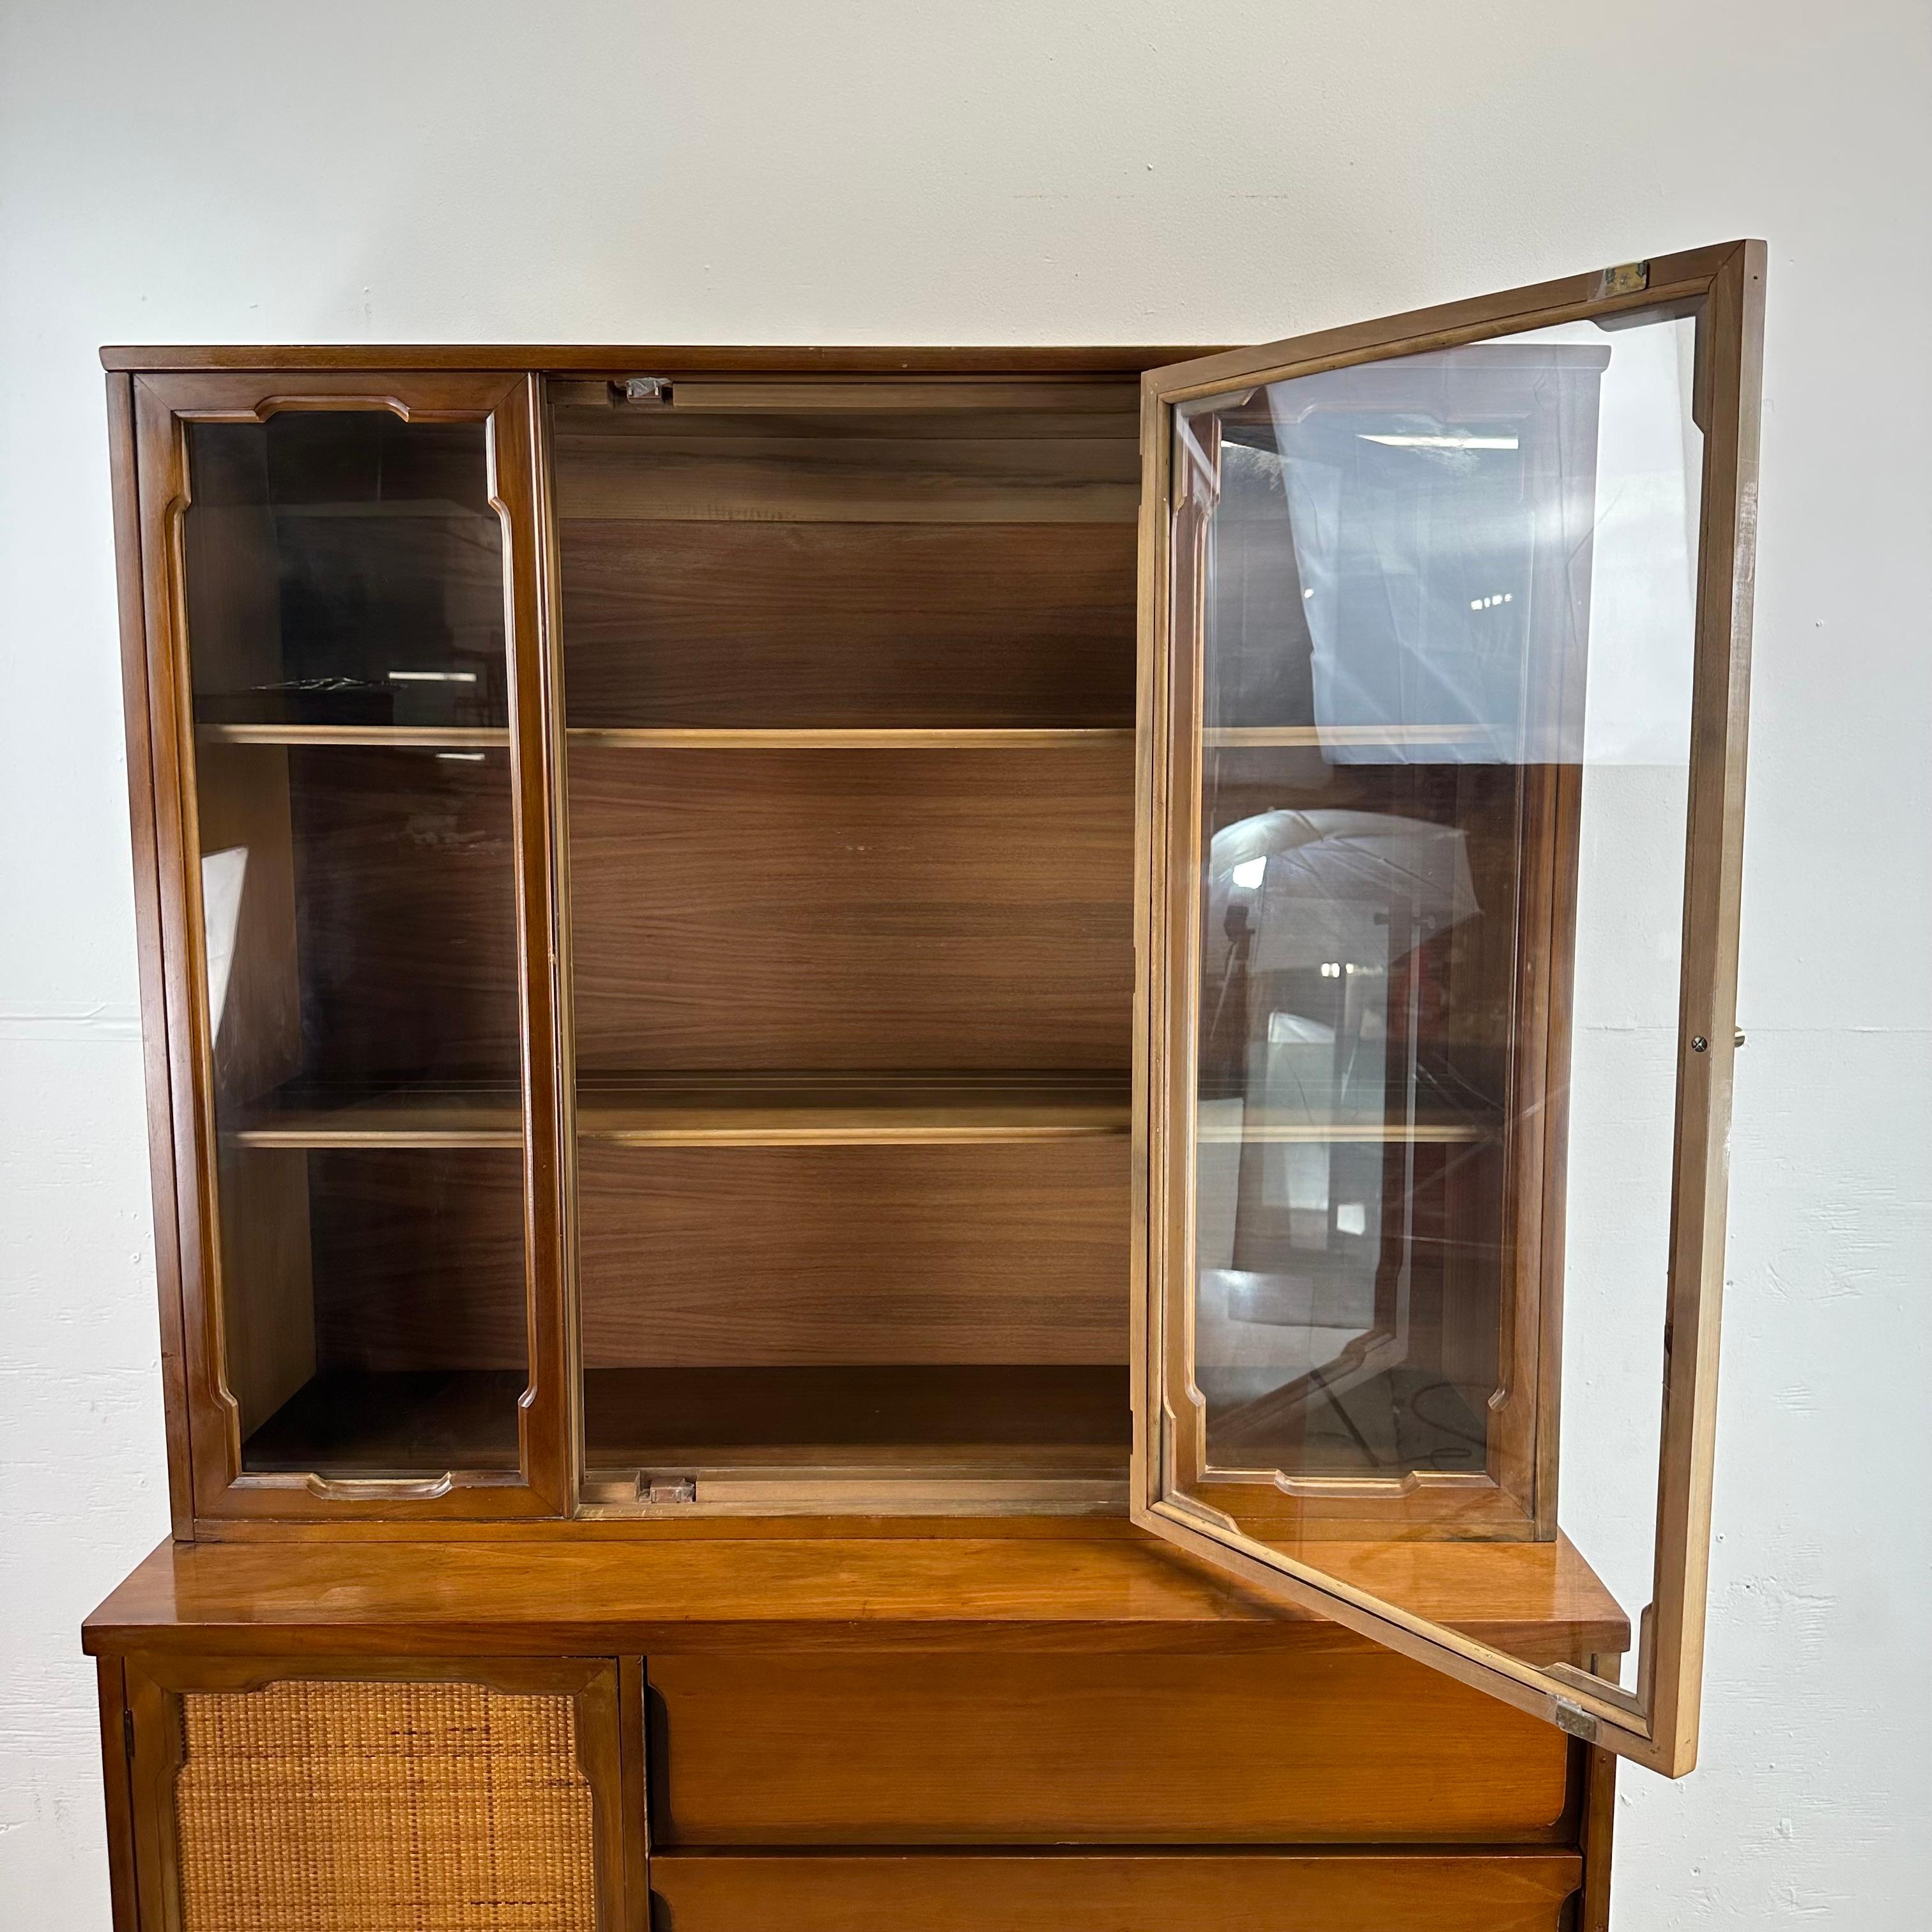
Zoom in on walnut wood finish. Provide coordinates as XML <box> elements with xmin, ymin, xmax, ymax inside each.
<box><xmin>273</xmin><ymin>744</ymin><xmax>523</xmax><ymax>1078</ymax></box>
<box><xmin>126</xmin><ymin>371</ymin><xmax>569</xmax><ymax>1521</ymax></box>
<box><xmin>108</xmin><ymin>373</ymin><xmax>195</xmax><ymax>1538</ymax></box>
<box><xmin>305</xmin><ymin>1149</ymin><xmax>528</xmax><ymax>1372</ymax></box>
<box><xmin>83</xmin><ymin>1535</ymin><xmax>1628</xmax><ymax>1661</ymax></box>
<box><xmin>104</xmin><ymin>346</ymin><xmax>1219</xmax><ymax>374</ymax></box>
<box><xmin>648</xmin><ymin>1648</ymin><xmax>1572</xmax><ymax>1845</ymax></box>
<box><xmin>552</xmin><ymin>405</ymin><xmax>1138</xmax><ymax>524</ymax></box>
<box><xmin>227</xmin><ymin>1071</ymin><xmax>1131</xmax><ymax>1148</ymax></box>
<box><xmin>229</xmin><ymin>1366</ymin><xmax>1132</xmax><ymax>1489</ymax></box>
<box><xmin>583</xmin><ymin>1365</ymin><xmax>1129</xmax><ymax>1464</ymax></box>
<box><xmin>647</xmin><ymin>1850</ymin><xmax>1583</xmax><ymax>1932</ymax></box>
<box><xmin>557</xmin><ymin>379</ymin><xmax>1148</xmax><ymax>411</ymax></box>
<box><xmin>567</xmin><ymin>742</ymin><xmax>1135</xmax><ymax>1072</ymax></box>
<box><xmin>198</xmin><ymin>723</ymin><xmax>510</xmax><ymax>746</ymax></box>
<box><xmin>578</xmin><ymin>1140</ymin><xmax>1128</xmax><ymax>1366</ymax></box>
<box><xmin>1578</xmin><ymin>1744</ymin><xmax>1618</xmax><ymax>1932</ymax></box>
<box><xmin>94</xmin><ymin>1659</ymin><xmax>138</xmax><ymax>1932</ymax></box>
<box><xmin>557</xmin><ymin>519</ymin><xmax>1135</xmax><ymax>730</ymax></box>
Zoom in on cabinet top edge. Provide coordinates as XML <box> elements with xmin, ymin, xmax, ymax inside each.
<box><xmin>79</xmin><ymin>1532</ymin><xmax>1631</xmax><ymax>1662</ymax></box>
<box><xmin>101</xmin><ymin>344</ymin><xmax>1223</xmax><ymax>374</ymax></box>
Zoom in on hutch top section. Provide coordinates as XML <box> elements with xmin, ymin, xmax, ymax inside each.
<box><xmin>106</xmin><ymin>239</ymin><xmax>1763</xmax><ymax>1776</ymax></box>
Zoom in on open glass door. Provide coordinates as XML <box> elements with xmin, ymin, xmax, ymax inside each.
<box><xmin>1135</xmin><ymin>241</ymin><xmax>1764</xmax><ymax>1774</ymax></box>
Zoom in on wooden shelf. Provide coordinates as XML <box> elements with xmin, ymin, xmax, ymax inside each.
<box><xmin>229</xmin><ymin>1082</ymin><xmax>525</xmax><ymax>1148</ymax></box>
<box><xmin>1203</xmin><ymin>724</ymin><xmax>1499</xmax><ymax>749</ymax></box>
<box><xmin>266</xmin><ymin>498</ymin><xmax>493</xmax><ymax>520</ymax></box>
<box><xmin>585</xmin><ymin>1364</ymin><xmax>1130</xmax><ymax>1461</ymax></box>
<box><xmin>567</xmin><ymin>726</ymin><xmax>1132</xmax><ymax>750</ymax></box>
<box><xmin>238</xmin><ymin>1365</ymin><xmax>1131</xmax><ymax>1498</ymax></box>
<box><xmin>241</xmin><ymin>1369</ymin><xmax>524</xmax><ymax>1476</ymax></box>
<box><xmin>229</xmin><ymin>1073</ymin><xmax>1131</xmax><ymax>1149</ymax></box>
<box><xmin>580</xmin><ymin>1072</ymin><xmax>1130</xmax><ymax>1145</ymax></box>
<box><xmin>1197</xmin><ymin>1115</ymin><xmax>1492</xmax><ymax>1146</ymax></box>
<box><xmin>236</xmin><ymin>1078</ymin><xmax>1490</xmax><ymax>1149</ymax></box>
<box><xmin>197</xmin><ymin>723</ymin><xmax>509</xmax><ymax>749</ymax></box>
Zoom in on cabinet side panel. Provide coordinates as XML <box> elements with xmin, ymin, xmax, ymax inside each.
<box><xmin>94</xmin><ymin>1657</ymin><xmax>139</xmax><ymax>1932</ymax></box>
<box><xmin>109</xmin><ymin>370</ymin><xmax>196</xmax><ymax>1536</ymax></box>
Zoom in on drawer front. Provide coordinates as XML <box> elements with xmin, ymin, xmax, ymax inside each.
<box><xmin>648</xmin><ymin>1650</ymin><xmax>1572</xmax><ymax>1845</ymax></box>
<box><xmin>649</xmin><ymin>1851</ymin><xmax>1584</xmax><ymax>1932</ymax></box>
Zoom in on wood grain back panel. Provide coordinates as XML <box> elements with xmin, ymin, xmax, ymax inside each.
<box><xmin>550</xmin><ymin>405</ymin><xmax>1140</xmax><ymax>525</ymax></box>
<box><xmin>583</xmin><ymin>1365</ymin><xmax>1128</xmax><ymax>1463</ymax></box>
<box><xmin>283</xmin><ymin>747</ymin><xmax>523</xmax><ymax>1080</ymax></box>
<box><xmin>568</xmin><ymin>744</ymin><xmax>1135</xmax><ymax>1071</ymax></box>
<box><xmin>648</xmin><ymin>1649</ymin><xmax>1574</xmax><ymax>1845</ymax></box>
<box><xmin>578</xmin><ymin>1140</ymin><xmax>1128</xmax><ymax>1366</ymax></box>
<box><xmin>307</xmin><ymin>1147</ymin><xmax>529</xmax><ymax>1371</ymax></box>
<box><xmin>648</xmin><ymin>1851</ymin><xmax>1583</xmax><ymax>1932</ymax></box>
<box><xmin>558</xmin><ymin>520</ymin><xmax>1136</xmax><ymax>729</ymax></box>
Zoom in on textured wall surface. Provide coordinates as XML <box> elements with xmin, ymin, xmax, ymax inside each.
<box><xmin>1</xmin><ymin>2</ymin><xmax>1927</xmax><ymax>1923</ymax></box>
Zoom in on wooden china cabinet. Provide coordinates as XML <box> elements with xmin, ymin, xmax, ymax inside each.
<box><xmin>86</xmin><ymin>241</ymin><xmax>1764</xmax><ymax>1932</ymax></box>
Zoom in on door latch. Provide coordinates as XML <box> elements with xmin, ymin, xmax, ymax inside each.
<box><xmin>640</xmin><ymin>1474</ymin><xmax>698</xmax><ymax>1504</ymax></box>
<box><xmin>614</xmin><ymin>375</ymin><xmax>673</xmax><ymax>404</ymax></box>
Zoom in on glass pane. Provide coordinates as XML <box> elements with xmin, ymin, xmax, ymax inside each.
<box><xmin>181</xmin><ymin>411</ymin><xmax>528</xmax><ymax>1480</ymax></box>
<box><xmin>1174</xmin><ymin>308</ymin><xmax>1703</xmax><ymax>1697</ymax></box>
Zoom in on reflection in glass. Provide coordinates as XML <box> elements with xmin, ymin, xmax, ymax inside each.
<box><xmin>181</xmin><ymin>411</ymin><xmax>528</xmax><ymax>1481</ymax></box>
<box><xmin>187</xmin><ymin>413</ymin><xmax>507</xmax><ymax>730</ymax></box>
<box><xmin>1178</xmin><ymin>311</ymin><xmax>1703</xmax><ymax>1691</ymax></box>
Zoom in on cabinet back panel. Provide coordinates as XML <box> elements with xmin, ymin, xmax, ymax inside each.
<box><xmin>549</xmin><ymin>404</ymin><xmax>1139</xmax><ymax>525</ymax></box>
<box><xmin>195</xmin><ymin>746</ymin><xmax>524</xmax><ymax>1094</ymax></box>
<box><xmin>307</xmin><ymin>1148</ymin><xmax>529</xmax><ymax>1371</ymax></box>
<box><xmin>578</xmin><ymin>1141</ymin><xmax>1129</xmax><ymax>1367</ymax></box>
<box><xmin>286</xmin><ymin>749</ymin><xmax>523</xmax><ymax>1079</ymax></box>
<box><xmin>558</xmin><ymin>520</ymin><xmax>1135</xmax><ymax>729</ymax></box>
<box><xmin>568</xmin><ymin>746</ymin><xmax>1135</xmax><ymax>1071</ymax></box>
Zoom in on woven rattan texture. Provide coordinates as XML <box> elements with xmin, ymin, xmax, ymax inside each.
<box><xmin>172</xmin><ymin>1679</ymin><xmax>596</xmax><ymax>1932</ymax></box>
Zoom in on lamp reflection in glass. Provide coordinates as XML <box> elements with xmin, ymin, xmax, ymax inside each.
<box><xmin>1195</xmin><ymin>808</ymin><xmax>1494</xmax><ymax>1483</ymax></box>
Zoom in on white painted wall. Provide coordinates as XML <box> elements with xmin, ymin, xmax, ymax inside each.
<box><xmin>2</xmin><ymin>1</ymin><xmax>1926</xmax><ymax>1921</ymax></box>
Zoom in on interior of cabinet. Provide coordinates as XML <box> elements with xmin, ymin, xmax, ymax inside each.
<box><xmin>183</xmin><ymin>411</ymin><xmax>532</xmax><ymax>1480</ymax></box>
<box><xmin>550</xmin><ymin>377</ymin><xmax>1140</xmax><ymax>1509</ymax></box>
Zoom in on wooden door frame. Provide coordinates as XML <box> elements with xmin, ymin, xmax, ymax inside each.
<box><xmin>119</xmin><ymin>369</ymin><xmax>571</xmax><ymax>1523</ymax></box>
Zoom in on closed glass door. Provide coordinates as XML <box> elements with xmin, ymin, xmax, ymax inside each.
<box><xmin>136</xmin><ymin>374</ymin><xmax>565</xmax><ymax>1516</ymax></box>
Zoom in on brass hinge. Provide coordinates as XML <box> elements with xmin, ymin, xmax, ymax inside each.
<box><xmin>613</xmin><ymin>375</ymin><xmax>674</xmax><ymax>405</ymax></box>
<box><xmin>1598</xmin><ymin>259</ymin><xmax>1650</xmax><ymax>298</ymax></box>
<box><xmin>1552</xmin><ymin>1698</ymin><xmax>1600</xmax><ymax>1743</ymax></box>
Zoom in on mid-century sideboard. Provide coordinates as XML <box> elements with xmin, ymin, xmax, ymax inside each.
<box><xmin>84</xmin><ymin>238</ymin><xmax>1764</xmax><ymax>1931</ymax></box>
